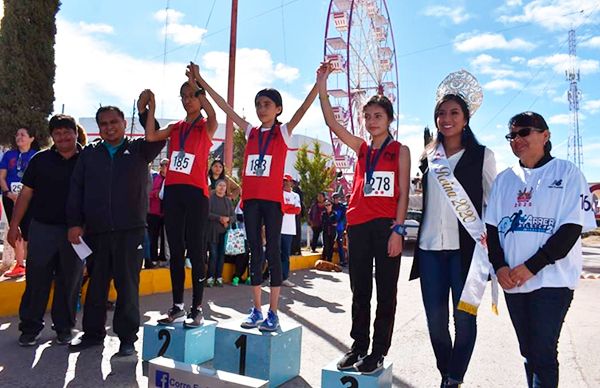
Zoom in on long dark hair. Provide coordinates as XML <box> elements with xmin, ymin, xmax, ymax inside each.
<box><xmin>208</xmin><ymin>159</ymin><xmax>225</xmax><ymax>187</ymax></box>
<box><xmin>423</xmin><ymin>94</ymin><xmax>480</xmax><ymax>157</ymax></box>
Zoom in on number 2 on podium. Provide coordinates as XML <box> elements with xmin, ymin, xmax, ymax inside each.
<box><xmin>340</xmin><ymin>375</ymin><xmax>359</xmax><ymax>387</ymax></box>
<box><xmin>157</xmin><ymin>329</ymin><xmax>171</xmax><ymax>357</ymax></box>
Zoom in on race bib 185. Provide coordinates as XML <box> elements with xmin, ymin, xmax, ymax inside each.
<box><xmin>245</xmin><ymin>154</ymin><xmax>272</xmax><ymax>177</ymax></box>
<box><xmin>364</xmin><ymin>171</ymin><xmax>394</xmax><ymax>197</ymax></box>
<box><xmin>169</xmin><ymin>151</ymin><xmax>195</xmax><ymax>175</ymax></box>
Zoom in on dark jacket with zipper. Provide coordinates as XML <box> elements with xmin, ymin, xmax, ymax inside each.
<box><xmin>67</xmin><ymin>137</ymin><xmax>165</xmax><ymax>235</ymax></box>
<box><xmin>410</xmin><ymin>144</ymin><xmax>485</xmax><ymax>281</ymax></box>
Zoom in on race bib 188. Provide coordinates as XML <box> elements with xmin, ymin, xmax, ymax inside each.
<box><xmin>364</xmin><ymin>171</ymin><xmax>394</xmax><ymax>197</ymax></box>
<box><xmin>245</xmin><ymin>154</ymin><xmax>272</xmax><ymax>177</ymax></box>
<box><xmin>169</xmin><ymin>151</ymin><xmax>195</xmax><ymax>175</ymax></box>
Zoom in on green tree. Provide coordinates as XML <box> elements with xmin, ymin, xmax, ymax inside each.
<box><xmin>231</xmin><ymin>126</ymin><xmax>247</xmax><ymax>182</ymax></box>
<box><xmin>294</xmin><ymin>140</ymin><xmax>335</xmax><ymax>212</ymax></box>
<box><xmin>0</xmin><ymin>0</ymin><xmax>60</xmax><ymax>146</ymax></box>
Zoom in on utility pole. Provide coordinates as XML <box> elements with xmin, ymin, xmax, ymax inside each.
<box><xmin>566</xmin><ymin>28</ymin><xmax>583</xmax><ymax>169</ymax></box>
<box><xmin>224</xmin><ymin>0</ymin><xmax>238</xmax><ymax>173</ymax></box>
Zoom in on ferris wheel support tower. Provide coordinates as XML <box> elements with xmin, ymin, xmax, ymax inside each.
<box><xmin>566</xmin><ymin>28</ymin><xmax>583</xmax><ymax>169</ymax></box>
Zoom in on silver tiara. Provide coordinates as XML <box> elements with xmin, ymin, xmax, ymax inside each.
<box><xmin>436</xmin><ymin>69</ymin><xmax>483</xmax><ymax>116</ymax></box>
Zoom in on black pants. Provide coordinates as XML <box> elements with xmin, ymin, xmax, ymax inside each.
<box><xmin>3</xmin><ymin>195</ymin><xmax>32</xmax><ymax>241</ymax></box>
<box><xmin>232</xmin><ymin>251</ymin><xmax>250</xmax><ymax>279</ymax></box>
<box><xmin>82</xmin><ymin>228</ymin><xmax>144</xmax><ymax>343</ymax></box>
<box><xmin>164</xmin><ymin>185</ymin><xmax>208</xmax><ymax>308</ymax></box>
<box><xmin>322</xmin><ymin>230</ymin><xmax>335</xmax><ymax>261</ymax></box>
<box><xmin>19</xmin><ymin>220</ymin><xmax>83</xmax><ymax>335</ymax></box>
<box><xmin>147</xmin><ymin>213</ymin><xmax>165</xmax><ymax>261</ymax></box>
<box><xmin>310</xmin><ymin>225</ymin><xmax>322</xmax><ymax>251</ymax></box>
<box><xmin>243</xmin><ymin>199</ymin><xmax>283</xmax><ymax>287</ymax></box>
<box><xmin>347</xmin><ymin>218</ymin><xmax>401</xmax><ymax>356</ymax></box>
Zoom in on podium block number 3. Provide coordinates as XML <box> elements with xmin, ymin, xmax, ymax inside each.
<box><xmin>235</xmin><ymin>334</ymin><xmax>247</xmax><ymax>375</ymax></box>
<box><xmin>341</xmin><ymin>376</ymin><xmax>359</xmax><ymax>388</ymax></box>
<box><xmin>157</xmin><ymin>329</ymin><xmax>171</xmax><ymax>357</ymax></box>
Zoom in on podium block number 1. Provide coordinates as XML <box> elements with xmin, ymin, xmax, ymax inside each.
<box><xmin>341</xmin><ymin>376</ymin><xmax>359</xmax><ymax>387</ymax></box>
<box><xmin>158</xmin><ymin>329</ymin><xmax>171</xmax><ymax>357</ymax></box>
<box><xmin>235</xmin><ymin>334</ymin><xmax>247</xmax><ymax>375</ymax></box>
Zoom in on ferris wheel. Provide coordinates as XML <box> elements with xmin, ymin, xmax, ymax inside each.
<box><xmin>323</xmin><ymin>0</ymin><xmax>400</xmax><ymax>179</ymax></box>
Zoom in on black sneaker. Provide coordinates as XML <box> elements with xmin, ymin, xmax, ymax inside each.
<box><xmin>354</xmin><ymin>353</ymin><xmax>384</xmax><ymax>375</ymax></box>
<box><xmin>158</xmin><ymin>305</ymin><xmax>186</xmax><ymax>325</ymax></box>
<box><xmin>337</xmin><ymin>350</ymin><xmax>366</xmax><ymax>370</ymax></box>
<box><xmin>56</xmin><ymin>330</ymin><xmax>74</xmax><ymax>345</ymax></box>
<box><xmin>68</xmin><ymin>335</ymin><xmax>103</xmax><ymax>351</ymax></box>
<box><xmin>117</xmin><ymin>341</ymin><xmax>136</xmax><ymax>357</ymax></box>
<box><xmin>18</xmin><ymin>333</ymin><xmax>40</xmax><ymax>347</ymax></box>
<box><xmin>183</xmin><ymin>308</ymin><xmax>204</xmax><ymax>328</ymax></box>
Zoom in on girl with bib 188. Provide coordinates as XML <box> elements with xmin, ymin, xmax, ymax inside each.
<box><xmin>193</xmin><ymin>64</ymin><xmax>320</xmax><ymax>332</ymax></box>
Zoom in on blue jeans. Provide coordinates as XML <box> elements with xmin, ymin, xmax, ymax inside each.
<box><xmin>280</xmin><ymin>234</ymin><xmax>293</xmax><ymax>280</ymax></box>
<box><xmin>505</xmin><ymin>288</ymin><xmax>573</xmax><ymax>388</ymax></box>
<box><xmin>418</xmin><ymin>249</ymin><xmax>477</xmax><ymax>383</ymax></box>
<box><xmin>208</xmin><ymin>233</ymin><xmax>226</xmax><ymax>279</ymax></box>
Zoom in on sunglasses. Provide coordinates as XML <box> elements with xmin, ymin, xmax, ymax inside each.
<box><xmin>505</xmin><ymin>127</ymin><xmax>546</xmax><ymax>141</ymax></box>
<box><xmin>325</xmin><ymin>203</ymin><xmax>332</xmax><ymax>207</ymax></box>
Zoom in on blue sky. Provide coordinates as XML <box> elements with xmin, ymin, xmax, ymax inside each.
<box><xmin>2</xmin><ymin>0</ymin><xmax>600</xmax><ymax>181</ymax></box>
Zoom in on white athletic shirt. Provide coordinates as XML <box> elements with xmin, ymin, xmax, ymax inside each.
<box><xmin>419</xmin><ymin>147</ymin><xmax>496</xmax><ymax>250</ymax></box>
<box><xmin>485</xmin><ymin>158</ymin><xmax>596</xmax><ymax>293</ymax></box>
<box><xmin>281</xmin><ymin>190</ymin><xmax>301</xmax><ymax>235</ymax></box>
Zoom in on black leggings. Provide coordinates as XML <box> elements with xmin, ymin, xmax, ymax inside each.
<box><xmin>243</xmin><ymin>199</ymin><xmax>283</xmax><ymax>287</ymax></box>
<box><xmin>163</xmin><ymin>185</ymin><xmax>208</xmax><ymax>308</ymax></box>
<box><xmin>3</xmin><ymin>195</ymin><xmax>32</xmax><ymax>241</ymax></box>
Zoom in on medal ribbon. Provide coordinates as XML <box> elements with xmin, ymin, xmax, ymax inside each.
<box><xmin>365</xmin><ymin>136</ymin><xmax>392</xmax><ymax>186</ymax></box>
<box><xmin>257</xmin><ymin>123</ymin><xmax>276</xmax><ymax>167</ymax></box>
<box><xmin>178</xmin><ymin>114</ymin><xmax>203</xmax><ymax>154</ymax></box>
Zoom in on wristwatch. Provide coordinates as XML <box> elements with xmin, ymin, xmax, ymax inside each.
<box><xmin>392</xmin><ymin>224</ymin><xmax>407</xmax><ymax>236</ymax></box>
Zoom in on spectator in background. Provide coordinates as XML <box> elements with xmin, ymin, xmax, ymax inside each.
<box><xmin>208</xmin><ymin>159</ymin><xmax>241</xmax><ymax>200</ymax></box>
<box><xmin>308</xmin><ymin>192</ymin><xmax>326</xmax><ymax>253</ymax></box>
<box><xmin>281</xmin><ymin>174</ymin><xmax>302</xmax><ymax>287</ymax></box>
<box><xmin>291</xmin><ymin>178</ymin><xmax>304</xmax><ymax>255</ymax></box>
<box><xmin>321</xmin><ymin>199</ymin><xmax>337</xmax><ymax>262</ymax></box>
<box><xmin>0</xmin><ymin>127</ymin><xmax>39</xmax><ymax>278</ymax></box>
<box><xmin>206</xmin><ymin>179</ymin><xmax>235</xmax><ymax>287</ymax></box>
<box><xmin>147</xmin><ymin>158</ymin><xmax>168</xmax><ymax>268</ymax></box>
<box><xmin>332</xmin><ymin>193</ymin><xmax>347</xmax><ymax>266</ymax></box>
<box><xmin>8</xmin><ymin>114</ymin><xmax>83</xmax><ymax>346</ymax></box>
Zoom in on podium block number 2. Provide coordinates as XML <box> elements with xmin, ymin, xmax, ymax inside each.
<box><xmin>157</xmin><ymin>329</ymin><xmax>171</xmax><ymax>357</ymax></box>
<box><xmin>235</xmin><ymin>334</ymin><xmax>247</xmax><ymax>375</ymax></box>
<box><xmin>341</xmin><ymin>376</ymin><xmax>359</xmax><ymax>388</ymax></box>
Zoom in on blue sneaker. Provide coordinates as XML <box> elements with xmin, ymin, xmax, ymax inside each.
<box><xmin>241</xmin><ymin>307</ymin><xmax>263</xmax><ymax>328</ymax></box>
<box><xmin>258</xmin><ymin>310</ymin><xmax>279</xmax><ymax>332</ymax></box>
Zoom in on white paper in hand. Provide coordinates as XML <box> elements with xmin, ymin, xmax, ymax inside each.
<box><xmin>72</xmin><ymin>236</ymin><xmax>93</xmax><ymax>261</ymax></box>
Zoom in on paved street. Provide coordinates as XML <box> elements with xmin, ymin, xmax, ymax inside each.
<box><xmin>0</xmin><ymin>243</ymin><xmax>599</xmax><ymax>387</ymax></box>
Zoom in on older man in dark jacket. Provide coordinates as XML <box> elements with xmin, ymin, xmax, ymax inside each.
<box><xmin>67</xmin><ymin>106</ymin><xmax>164</xmax><ymax>356</ymax></box>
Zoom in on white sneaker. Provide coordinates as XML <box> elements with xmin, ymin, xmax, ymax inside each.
<box><xmin>281</xmin><ymin>279</ymin><xmax>295</xmax><ymax>287</ymax></box>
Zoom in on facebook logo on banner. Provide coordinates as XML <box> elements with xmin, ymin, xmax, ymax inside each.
<box><xmin>155</xmin><ymin>370</ymin><xmax>170</xmax><ymax>388</ymax></box>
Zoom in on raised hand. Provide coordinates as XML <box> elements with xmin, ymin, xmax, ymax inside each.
<box><xmin>137</xmin><ymin>89</ymin><xmax>152</xmax><ymax>113</ymax></box>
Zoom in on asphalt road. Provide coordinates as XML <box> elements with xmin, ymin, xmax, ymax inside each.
<box><xmin>1</xmin><ymin>243</ymin><xmax>599</xmax><ymax>387</ymax></box>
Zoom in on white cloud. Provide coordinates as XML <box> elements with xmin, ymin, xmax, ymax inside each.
<box><xmin>581</xmin><ymin>36</ymin><xmax>600</xmax><ymax>48</ymax></box>
<box><xmin>548</xmin><ymin>114</ymin><xmax>569</xmax><ymax>125</ymax></box>
<box><xmin>78</xmin><ymin>22</ymin><xmax>114</xmax><ymax>34</ymax></box>
<box><xmin>454</xmin><ymin>32</ymin><xmax>535</xmax><ymax>52</ymax></box>
<box><xmin>470</xmin><ymin>54</ymin><xmax>527</xmax><ymax>79</ymax></box>
<box><xmin>583</xmin><ymin>99</ymin><xmax>600</xmax><ymax>114</ymax></box>
<box><xmin>483</xmin><ymin>79</ymin><xmax>522</xmax><ymax>93</ymax></box>
<box><xmin>528</xmin><ymin>53</ymin><xmax>600</xmax><ymax>75</ymax></box>
<box><xmin>505</xmin><ymin>0</ymin><xmax>522</xmax><ymax>6</ymax></box>
<box><xmin>498</xmin><ymin>0</ymin><xmax>600</xmax><ymax>31</ymax></box>
<box><xmin>153</xmin><ymin>8</ymin><xmax>207</xmax><ymax>45</ymax></box>
<box><xmin>511</xmin><ymin>56</ymin><xmax>526</xmax><ymax>63</ymax></box>
<box><xmin>423</xmin><ymin>5</ymin><xmax>472</xmax><ymax>24</ymax></box>
<box><xmin>274</xmin><ymin>63</ymin><xmax>300</xmax><ymax>83</ymax></box>
<box><xmin>53</xmin><ymin>18</ymin><xmax>307</xmax><ymax>133</ymax></box>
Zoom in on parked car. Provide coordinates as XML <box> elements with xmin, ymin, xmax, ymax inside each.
<box><xmin>404</xmin><ymin>209</ymin><xmax>422</xmax><ymax>242</ymax></box>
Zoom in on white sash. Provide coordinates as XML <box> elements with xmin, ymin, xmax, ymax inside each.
<box><xmin>428</xmin><ymin>144</ymin><xmax>498</xmax><ymax>316</ymax></box>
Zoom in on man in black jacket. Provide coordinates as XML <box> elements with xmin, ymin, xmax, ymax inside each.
<box><xmin>67</xmin><ymin>106</ymin><xmax>165</xmax><ymax>356</ymax></box>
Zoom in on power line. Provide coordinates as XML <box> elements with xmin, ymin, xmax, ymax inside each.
<box><xmin>193</xmin><ymin>0</ymin><xmax>217</xmax><ymax>61</ymax></box>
